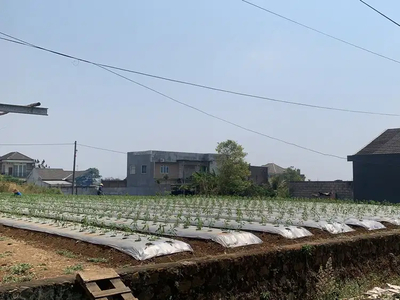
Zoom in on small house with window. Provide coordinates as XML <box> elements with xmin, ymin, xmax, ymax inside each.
<box><xmin>0</xmin><ymin>152</ymin><xmax>35</xmax><ymax>178</ymax></box>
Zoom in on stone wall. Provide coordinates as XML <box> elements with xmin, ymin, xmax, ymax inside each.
<box><xmin>3</xmin><ymin>231</ymin><xmax>400</xmax><ymax>299</ymax></box>
<box><xmin>289</xmin><ymin>181</ymin><xmax>354</xmax><ymax>199</ymax></box>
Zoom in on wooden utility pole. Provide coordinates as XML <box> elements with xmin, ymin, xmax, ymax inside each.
<box><xmin>71</xmin><ymin>141</ymin><xmax>77</xmax><ymax>195</ymax></box>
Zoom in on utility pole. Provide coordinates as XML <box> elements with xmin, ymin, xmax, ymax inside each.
<box><xmin>71</xmin><ymin>141</ymin><xmax>77</xmax><ymax>195</ymax></box>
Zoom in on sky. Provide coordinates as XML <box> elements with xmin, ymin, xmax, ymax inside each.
<box><xmin>1</xmin><ymin>0</ymin><xmax>400</xmax><ymax>180</ymax></box>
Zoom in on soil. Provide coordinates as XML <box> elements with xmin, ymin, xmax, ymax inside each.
<box><xmin>0</xmin><ymin>223</ymin><xmax>399</xmax><ymax>282</ymax></box>
<box><xmin>0</xmin><ymin>234</ymin><xmax>105</xmax><ymax>284</ymax></box>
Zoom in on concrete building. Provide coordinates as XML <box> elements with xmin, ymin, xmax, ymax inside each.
<box><xmin>127</xmin><ymin>150</ymin><xmax>218</xmax><ymax>195</ymax></box>
<box><xmin>249</xmin><ymin>165</ymin><xmax>269</xmax><ymax>185</ymax></box>
<box><xmin>0</xmin><ymin>152</ymin><xmax>35</xmax><ymax>178</ymax></box>
<box><xmin>348</xmin><ymin>128</ymin><xmax>400</xmax><ymax>202</ymax></box>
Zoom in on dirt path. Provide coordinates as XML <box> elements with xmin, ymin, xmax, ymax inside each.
<box><xmin>0</xmin><ymin>234</ymin><xmax>104</xmax><ymax>283</ymax></box>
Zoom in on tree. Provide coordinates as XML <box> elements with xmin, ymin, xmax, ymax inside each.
<box><xmin>215</xmin><ymin>140</ymin><xmax>251</xmax><ymax>195</ymax></box>
<box><xmin>270</xmin><ymin>166</ymin><xmax>305</xmax><ymax>197</ymax></box>
<box><xmin>282</xmin><ymin>166</ymin><xmax>305</xmax><ymax>182</ymax></box>
<box><xmin>190</xmin><ymin>170</ymin><xmax>218</xmax><ymax>195</ymax></box>
<box><xmin>75</xmin><ymin>168</ymin><xmax>101</xmax><ymax>187</ymax></box>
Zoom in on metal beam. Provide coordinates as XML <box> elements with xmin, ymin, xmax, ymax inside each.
<box><xmin>0</xmin><ymin>103</ymin><xmax>48</xmax><ymax>116</ymax></box>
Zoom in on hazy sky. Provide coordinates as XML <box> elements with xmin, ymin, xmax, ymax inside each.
<box><xmin>1</xmin><ymin>1</ymin><xmax>400</xmax><ymax>180</ymax></box>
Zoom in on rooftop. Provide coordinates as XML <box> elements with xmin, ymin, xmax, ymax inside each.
<box><xmin>34</xmin><ymin>168</ymin><xmax>88</xmax><ymax>181</ymax></box>
<box><xmin>350</xmin><ymin>128</ymin><xmax>400</xmax><ymax>156</ymax></box>
<box><xmin>0</xmin><ymin>152</ymin><xmax>34</xmax><ymax>161</ymax></box>
<box><xmin>262</xmin><ymin>163</ymin><xmax>286</xmax><ymax>175</ymax></box>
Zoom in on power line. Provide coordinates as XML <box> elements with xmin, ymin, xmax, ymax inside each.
<box><xmin>78</xmin><ymin>144</ymin><xmax>126</xmax><ymax>155</ymax></box>
<box><xmin>91</xmin><ymin>65</ymin><xmax>348</xmax><ymax>160</ymax></box>
<box><xmin>0</xmin><ymin>143</ymin><xmax>73</xmax><ymax>146</ymax></box>
<box><xmin>359</xmin><ymin>0</ymin><xmax>400</xmax><ymax>28</ymax></box>
<box><xmin>0</xmin><ymin>33</ymin><xmax>398</xmax><ymax>117</ymax></box>
<box><xmin>0</xmin><ymin>33</ymin><xmax>347</xmax><ymax>160</ymax></box>
<box><xmin>241</xmin><ymin>0</ymin><xmax>400</xmax><ymax>65</ymax></box>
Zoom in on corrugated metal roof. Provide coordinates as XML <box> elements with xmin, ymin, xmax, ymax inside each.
<box><xmin>43</xmin><ymin>180</ymin><xmax>72</xmax><ymax>186</ymax></box>
<box><xmin>35</xmin><ymin>168</ymin><xmax>88</xmax><ymax>181</ymax></box>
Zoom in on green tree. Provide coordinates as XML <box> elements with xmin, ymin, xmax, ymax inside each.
<box><xmin>190</xmin><ymin>170</ymin><xmax>218</xmax><ymax>195</ymax></box>
<box><xmin>215</xmin><ymin>140</ymin><xmax>251</xmax><ymax>195</ymax></box>
<box><xmin>75</xmin><ymin>168</ymin><xmax>101</xmax><ymax>186</ymax></box>
<box><xmin>282</xmin><ymin>166</ymin><xmax>305</xmax><ymax>182</ymax></box>
<box><xmin>270</xmin><ymin>166</ymin><xmax>305</xmax><ymax>197</ymax></box>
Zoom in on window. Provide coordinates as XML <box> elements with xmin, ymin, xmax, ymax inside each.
<box><xmin>160</xmin><ymin>165</ymin><xmax>169</xmax><ymax>174</ymax></box>
<box><xmin>129</xmin><ymin>165</ymin><xmax>136</xmax><ymax>175</ymax></box>
<box><xmin>14</xmin><ymin>164</ymin><xmax>26</xmax><ymax>177</ymax></box>
<box><xmin>141</xmin><ymin>165</ymin><xmax>147</xmax><ymax>174</ymax></box>
<box><xmin>200</xmin><ymin>166</ymin><xmax>208</xmax><ymax>173</ymax></box>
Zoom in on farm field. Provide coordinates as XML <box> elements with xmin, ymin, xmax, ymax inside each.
<box><xmin>1</xmin><ymin>195</ymin><xmax>400</xmax><ymax>282</ymax></box>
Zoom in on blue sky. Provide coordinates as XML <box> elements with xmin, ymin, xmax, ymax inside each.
<box><xmin>1</xmin><ymin>0</ymin><xmax>400</xmax><ymax>180</ymax></box>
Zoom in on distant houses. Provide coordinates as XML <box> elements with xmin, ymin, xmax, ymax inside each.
<box><xmin>126</xmin><ymin>150</ymin><xmax>269</xmax><ymax>195</ymax></box>
<box><xmin>0</xmin><ymin>152</ymin><xmax>35</xmax><ymax>178</ymax></box>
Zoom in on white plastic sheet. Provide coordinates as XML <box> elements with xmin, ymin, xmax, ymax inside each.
<box><xmin>6</xmin><ymin>209</ymin><xmax>263</xmax><ymax>248</ymax></box>
<box><xmin>0</xmin><ymin>215</ymin><xmax>193</xmax><ymax>261</ymax></box>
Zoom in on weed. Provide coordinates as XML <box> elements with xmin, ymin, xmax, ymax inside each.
<box><xmin>87</xmin><ymin>257</ymin><xmax>108</xmax><ymax>263</ymax></box>
<box><xmin>63</xmin><ymin>264</ymin><xmax>84</xmax><ymax>274</ymax></box>
<box><xmin>260</xmin><ymin>291</ymin><xmax>270</xmax><ymax>300</ymax></box>
<box><xmin>2</xmin><ymin>274</ymin><xmax>34</xmax><ymax>283</ymax></box>
<box><xmin>0</xmin><ymin>251</ymin><xmax>12</xmax><ymax>258</ymax></box>
<box><xmin>10</xmin><ymin>263</ymin><xmax>33</xmax><ymax>275</ymax></box>
<box><xmin>56</xmin><ymin>250</ymin><xmax>77</xmax><ymax>259</ymax></box>
<box><xmin>301</xmin><ymin>244</ymin><xmax>314</xmax><ymax>257</ymax></box>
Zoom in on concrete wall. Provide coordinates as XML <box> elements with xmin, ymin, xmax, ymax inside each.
<box><xmin>289</xmin><ymin>181</ymin><xmax>354</xmax><ymax>199</ymax></box>
<box><xmin>154</xmin><ymin>162</ymin><xmax>179</xmax><ymax>179</ymax></box>
<box><xmin>350</xmin><ymin>154</ymin><xmax>400</xmax><ymax>202</ymax></box>
<box><xmin>249</xmin><ymin>165</ymin><xmax>268</xmax><ymax>185</ymax></box>
<box><xmin>126</xmin><ymin>153</ymin><xmax>156</xmax><ymax>195</ymax></box>
<box><xmin>60</xmin><ymin>187</ymin><xmax>97</xmax><ymax>195</ymax></box>
<box><xmin>26</xmin><ymin>169</ymin><xmax>47</xmax><ymax>187</ymax></box>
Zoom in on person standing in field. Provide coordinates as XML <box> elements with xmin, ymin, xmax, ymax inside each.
<box><xmin>97</xmin><ymin>183</ymin><xmax>104</xmax><ymax>195</ymax></box>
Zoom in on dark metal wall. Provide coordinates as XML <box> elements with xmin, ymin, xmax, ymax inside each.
<box><xmin>351</xmin><ymin>154</ymin><xmax>400</xmax><ymax>202</ymax></box>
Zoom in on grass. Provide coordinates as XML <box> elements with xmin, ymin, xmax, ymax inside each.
<box><xmin>56</xmin><ymin>249</ymin><xmax>77</xmax><ymax>259</ymax></box>
<box><xmin>0</xmin><ymin>236</ymin><xmax>6</xmax><ymax>241</ymax></box>
<box><xmin>1</xmin><ymin>263</ymin><xmax>35</xmax><ymax>284</ymax></box>
<box><xmin>9</xmin><ymin>263</ymin><xmax>33</xmax><ymax>275</ymax></box>
<box><xmin>63</xmin><ymin>264</ymin><xmax>84</xmax><ymax>275</ymax></box>
<box><xmin>86</xmin><ymin>257</ymin><xmax>108</xmax><ymax>263</ymax></box>
<box><xmin>0</xmin><ymin>251</ymin><xmax>12</xmax><ymax>258</ymax></box>
<box><xmin>2</xmin><ymin>274</ymin><xmax>34</xmax><ymax>283</ymax></box>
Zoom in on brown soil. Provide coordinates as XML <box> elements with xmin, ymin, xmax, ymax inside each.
<box><xmin>0</xmin><ymin>223</ymin><xmax>399</xmax><ymax>282</ymax></box>
<box><xmin>0</xmin><ymin>234</ymin><xmax>105</xmax><ymax>284</ymax></box>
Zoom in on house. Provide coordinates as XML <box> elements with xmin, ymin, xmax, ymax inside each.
<box><xmin>249</xmin><ymin>165</ymin><xmax>269</xmax><ymax>185</ymax></box>
<box><xmin>0</xmin><ymin>152</ymin><xmax>35</xmax><ymax>178</ymax></box>
<box><xmin>126</xmin><ymin>150</ymin><xmax>270</xmax><ymax>195</ymax></box>
<box><xmin>262</xmin><ymin>163</ymin><xmax>286</xmax><ymax>177</ymax></box>
<box><xmin>127</xmin><ymin>150</ymin><xmax>218</xmax><ymax>195</ymax></box>
<box><xmin>26</xmin><ymin>168</ymin><xmax>90</xmax><ymax>188</ymax></box>
<box><xmin>347</xmin><ymin>128</ymin><xmax>400</xmax><ymax>202</ymax></box>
